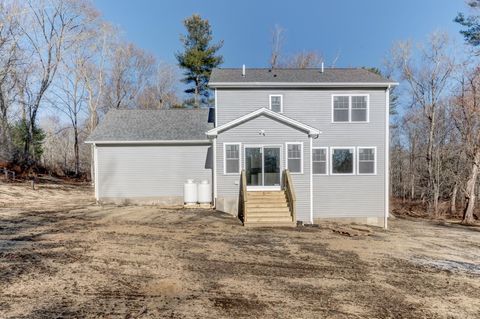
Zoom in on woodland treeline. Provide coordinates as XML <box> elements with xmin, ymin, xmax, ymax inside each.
<box><xmin>1</xmin><ymin>0</ymin><xmax>480</xmax><ymax>223</ymax></box>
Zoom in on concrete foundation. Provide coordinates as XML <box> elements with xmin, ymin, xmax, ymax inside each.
<box><xmin>313</xmin><ymin>216</ymin><xmax>386</xmax><ymax>228</ymax></box>
<box><xmin>99</xmin><ymin>196</ymin><xmax>184</xmax><ymax>207</ymax></box>
<box><xmin>216</xmin><ymin>196</ymin><xmax>239</xmax><ymax>216</ymax></box>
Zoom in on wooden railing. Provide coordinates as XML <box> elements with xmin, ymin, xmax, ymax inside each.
<box><xmin>239</xmin><ymin>170</ymin><xmax>248</xmax><ymax>223</ymax></box>
<box><xmin>283</xmin><ymin>169</ymin><xmax>296</xmax><ymax>223</ymax></box>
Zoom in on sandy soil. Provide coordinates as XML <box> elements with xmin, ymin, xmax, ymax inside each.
<box><xmin>1</xmin><ymin>182</ymin><xmax>480</xmax><ymax>318</ymax></box>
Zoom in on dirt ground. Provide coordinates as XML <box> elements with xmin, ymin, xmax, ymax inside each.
<box><xmin>1</xmin><ymin>182</ymin><xmax>479</xmax><ymax>319</ymax></box>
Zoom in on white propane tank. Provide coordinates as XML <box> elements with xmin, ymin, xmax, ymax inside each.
<box><xmin>184</xmin><ymin>179</ymin><xmax>198</xmax><ymax>204</ymax></box>
<box><xmin>197</xmin><ymin>180</ymin><xmax>212</xmax><ymax>204</ymax></box>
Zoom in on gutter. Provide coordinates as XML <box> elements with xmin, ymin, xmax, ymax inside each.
<box><xmin>209</xmin><ymin>82</ymin><xmax>400</xmax><ymax>88</ymax></box>
<box><xmin>85</xmin><ymin>139</ymin><xmax>212</xmax><ymax>145</ymax></box>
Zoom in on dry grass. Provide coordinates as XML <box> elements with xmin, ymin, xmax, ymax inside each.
<box><xmin>1</xmin><ymin>182</ymin><xmax>480</xmax><ymax>318</ymax></box>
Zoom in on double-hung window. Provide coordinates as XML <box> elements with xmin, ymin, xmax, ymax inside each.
<box><xmin>332</xmin><ymin>95</ymin><xmax>369</xmax><ymax>123</ymax></box>
<box><xmin>330</xmin><ymin>147</ymin><xmax>355</xmax><ymax>175</ymax></box>
<box><xmin>286</xmin><ymin>143</ymin><xmax>303</xmax><ymax>174</ymax></box>
<box><xmin>224</xmin><ymin>143</ymin><xmax>240</xmax><ymax>174</ymax></box>
<box><xmin>357</xmin><ymin>147</ymin><xmax>376</xmax><ymax>175</ymax></box>
<box><xmin>312</xmin><ymin>147</ymin><xmax>328</xmax><ymax>175</ymax></box>
<box><xmin>269</xmin><ymin>95</ymin><xmax>283</xmax><ymax>113</ymax></box>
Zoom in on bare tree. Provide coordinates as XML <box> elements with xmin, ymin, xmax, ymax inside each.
<box><xmin>451</xmin><ymin>63</ymin><xmax>480</xmax><ymax>224</ymax></box>
<box><xmin>282</xmin><ymin>51</ymin><xmax>323</xmax><ymax>68</ymax></box>
<box><xmin>16</xmin><ymin>0</ymin><xmax>94</xmax><ymax>162</ymax></box>
<box><xmin>270</xmin><ymin>24</ymin><xmax>284</xmax><ymax>69</ymax></box>
<box><xmin>0</xmin><ymin>1</ymin><xmax>21</xmax><ymax>160</ymax></box>
<box><xmin>136</xmin><ymin>62</ymin><xmax>179</xmax><ymax>109</ymax></box>
<box><xmin>390</xmin><ymin>32</ymin><xmax>455</xmax><ymax>215</ymax></box>
<box><xmin>103</xmin><ymin>42</ymin><xmax>156</xmax><ymax>110</ymax></box>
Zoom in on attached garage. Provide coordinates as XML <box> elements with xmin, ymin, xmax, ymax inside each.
<box><xmin>86</xmin><ymin>109</ymin><xmax>213</xmax><ymax>205</ymax></box>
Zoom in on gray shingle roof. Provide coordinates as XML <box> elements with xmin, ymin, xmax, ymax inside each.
<box><xmin>86</xmin><ymin>109</ymin><xmax>213</xmax><ymax>142</ymax></box>
<box><xmin>209</xmin><ymin>68</ymin><xmax>396</xmax><ymax>85</ymax></box>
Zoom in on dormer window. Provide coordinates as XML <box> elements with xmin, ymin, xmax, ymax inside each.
<box><xmin>269</xmin><ymin>94</ymin><xmax>283</xmax><ymax>113</ymax></box>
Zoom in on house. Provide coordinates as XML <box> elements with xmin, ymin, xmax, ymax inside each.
<box><xmin>86</xmin><ymin>67</ymin><xmax>397</xmax><ymax>228</ymax></box>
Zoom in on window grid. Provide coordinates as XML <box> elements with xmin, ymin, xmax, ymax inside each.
<box><xmin>286</xmin><ymin>143</ymin><xmax>303</xmax><ymax>174</ymax></box>
<box><xmin>224</xmin><ymin>143</ymin><xmax>241</xmax><ymax>174</ymax></box>
<box><xmin>312</xmin><ymin>148</ymin><xmax>328</xmax><ymax>175</ymax></box>
<box><xmin>269</xmin><ymin>95</ymin><xmax>283</xmax><ymax>113</ymax></box>
<box><xmin>332</xmin><ymin>95</ymin><xmax>369</xmax><ymax>123</ymax></box>
<box><xmin>358</xmin><ymin>147</ymin><xmax>376</xmax><ymax>175</ymax></box>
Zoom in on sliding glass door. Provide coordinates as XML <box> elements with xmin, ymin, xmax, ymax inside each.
<box><xmin>245</xmin><ymin>146</ymin><xmax>281</xmax><ymax>189</ymax></box>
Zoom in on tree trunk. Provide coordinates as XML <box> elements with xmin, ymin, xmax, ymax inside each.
<box><xmin>462</xmin><ymin>151</ymin><xmax>480</xmax><ymax>224</ymax></box>
<box><xmin>74</xmin><ymin>126</ymin><xmax>79</xmax><ymax>176</ymax></box>
<box><xmin>451</xmin><ymin>183</ymin><xmax>458</xmax><ymax>215</ymax></box>
<box><xmin>426</xmin><ymin>110</ymin><xmax>436</xmax><ymax>214</ymax></box>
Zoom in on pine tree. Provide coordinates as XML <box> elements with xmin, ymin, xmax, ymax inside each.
<box><xmin>176</xmin><ymin>14</ymin><xmax>223</xmax><ymax>108</ymax></box>
<box><xmin>455</xmin><ymin>1</ymin><xmax>480</xmax><ymax>49</ymax></box>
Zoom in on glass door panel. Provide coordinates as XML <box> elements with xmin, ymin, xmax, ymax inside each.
<box><xmin>263</xmin><ymin>147</ymin><xmax>280</xmax><ymax>186</ymax></box>
<box><xmin>245</xmin><ymin>147</ymin><xmax>262</xmax><ymax>186</ymax></box>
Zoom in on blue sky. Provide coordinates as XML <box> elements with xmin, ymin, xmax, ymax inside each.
<box><xmin>94</xmin><ymin>0</ymin><xmax>469</xmax><ymax>69</ymax></box>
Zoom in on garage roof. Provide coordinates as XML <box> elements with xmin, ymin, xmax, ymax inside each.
<box><xmin>86</xmin><ymin>109</ymin><xmax>213</xmax><ymax>144</ymax></box>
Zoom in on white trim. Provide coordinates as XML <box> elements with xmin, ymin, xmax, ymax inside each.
<box><xmin>309</xmin><ymin>137</ymin><xmax>313</xmax><ymax>224</ymax></box>
<box><xmin>357</xmin><ymin>146</ymin><xmax>377</xmax><ymax>175</ymax></box>
<box><xmin>331</xmin><ymin>94</ymin><xmax>370</xmax><ymax>123</ymax></box>
<box><xmin>269</xmin><ymin>94</ymin><xmax>283</xmax><ymax>113</ymax></box>
<box><xmin>330</xmin><ymin>147</ymin><xmax>356</xmax><ymax>176</ymax></box>
<box><xmin>85</xmin><ymin>140</ymin><xmax>212</xmax><ymax>145</ymax></box>
<box><xmin>223</xmin><ymin>142</ymin><xmax>242</xmax><ymax>175</ymax></box>
<box><xmin>213</xmin><ymin>137</ymin><xmax>217</xmax><ymax>207</ymax></box>
<box><xmin>209</xmin><ymin>82</ymin><xmax>399</xmax><ymax>88</ymax></box>
<box><xmin>214</xmin><ymin>88</ymin><xmax>218</xmax><ymax>127</ymax></box>
<box><xmin>206</xmin><ymin>108</ymin><xmax>320</xmax><ymax>137</ymax></box>
<box><xmin>285</xmin><ymin>142</ymin><xmax>304</xmax><ymax>174</ymax></box>
<box><xmin>94</xmin><ymin>144</ymin><xmax>99</xmax><ymax>200</ymax></box>
<box><xmin>385</xmin><ymin>87</ymin><xmax>390</xmax><ymax>229</ymax></box>
<box><xmin>312</xmin><ymin>147</ymin><xmax>329</xmax><ymax>175</ymax></box>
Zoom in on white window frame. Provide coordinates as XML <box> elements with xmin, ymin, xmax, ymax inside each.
<box><xmin>331</xmin><ymin>94</ymin><xmax>369</xmax><ymax>123</ymax></box>
<box><xmin>285</xmin><ymin>142</ymin><xmax>303</xmax><ymax>174</ymax></box>
<box><xmin>357</xmin><ymin>146</ymin><xmax>377</xmax><ymax>175</ymax></box>
<box><xmin>312</xmin><ymin>147</ymin><xmax>328</xmax><ymax>176</ymax></box>
<box><xmin>223</xmin><ymin>142</ymin><xmax>241</xmax><ymax>175</ymax></box>
<box><xmin>330</xmin><ymin>147</ymin><xmax>356</xmax><ymax>176</ymax></box>
<box><xmin>269</xmin><ymin>94</ymin><xmax>283</xmax><ymax>113</ymax></box>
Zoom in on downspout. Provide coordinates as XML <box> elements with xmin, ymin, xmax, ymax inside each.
<box><xmin>309</xmin><ymin>136</ymin><xmax>313</xmax><ymax>224</ymax></box>
<box><xmin>385</xmin><ymin>85</ymin><xmax>391</xmax><ymax>229</ymax></box>
<box><xmin>94</xmin><ymin>143</ymin><xmax>99</xmax><ymax>201</ymax></box>
<box><xmin>212</xmin><ymin>137</ymin><xmax>217</xmax><ymax>208</ymax></box>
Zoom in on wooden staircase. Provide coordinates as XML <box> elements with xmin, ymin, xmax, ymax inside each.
<box><xmin>239</xmin><ymin>169</ymin><xmax>297</xmax><ymax>227</ymax></box>
<box><xmin>244</xmin><ymin>191</ymin><xmax>296</xmax><ymax>227</ymax></box>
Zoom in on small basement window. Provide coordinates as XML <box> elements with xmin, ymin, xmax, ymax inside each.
<box><xmin>224</xmin><ymin>143</ymin><xmax>240</xmax><ymax>174</ymax></box>
<box><xmin>358</xmin><ymin>147</ymin><xmax>376</xmax><ymax>175</ymax></box>
<box><xmin>331</xmin><ymin>147</ymin><xmax>355</xmax><ymax>175</ymax></box>
<box><xmin>269</xmin><ymin>95</ymin><xmax>283</xmax><ymax>113</ymax></box>
<box><xmin>286</xmin><ymin>143</ymin><xmax>303</xmax><ymax>174</ymax></box>
<box><xmin>312</xmin><ymin>148</ymin><xmax>328</xmax><ymax>175</ymax></box>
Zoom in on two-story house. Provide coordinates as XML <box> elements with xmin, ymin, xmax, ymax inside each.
<box><xmin>86</xmin><ymin>67</ymin><xmax>397</xmax><ymax>228</ymax></box>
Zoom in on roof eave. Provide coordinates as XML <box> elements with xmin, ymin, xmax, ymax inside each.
<box><xmin>85</xmin><ymin>139</ymin><xmax>212</xmax><ymax>145</ymax></box>
<box><xmin>209</xmin><ymin>82</ymin><xmax>399</xmax><ymax>88</ymax></box>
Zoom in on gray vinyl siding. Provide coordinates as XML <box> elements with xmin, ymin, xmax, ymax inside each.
<box><xmin>216</xmin><ymin>88</ymin><xmax>386</xmax><ymax>220</ymax></box>
<box><xmin>216</xmin><ymin>115</ymin><xmax>311</xmax><ymax>222</ymax></box>
<box><xmin>96</xmin><ymin>144</ymin><xmax>212</xmax><ymax>199</ymax></box>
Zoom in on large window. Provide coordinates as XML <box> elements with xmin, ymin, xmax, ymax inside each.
<box><xmin>286</xmin><ymin>143</ymin><xmax>303</xmax><ymax>174</ymax></box>
<box><xmin>332</xmin><ymin>95</ymin><xmax>369</xmax><ymax>123</ymax></box>
<box><xmin>269</xmin><ymin>94</ymin><xmax>283</xmax><ymax>113</ymax></box>
<box><xmin>331</xmin><ymin>147</ymin><xmax>355</xmax><ymax>175</ymax></box>
<box><xmin>312</xmin><ymin>147</ymin><xmax>327</xmax><ymax>175</ymax></box>
<box><xmin>358</xmin><ymin>147</ymin><xmax>376</xmax><ymax>175</ymax></box>
<box><xmin>224</xmin><ymin>143</ymin><xmax>240</xmax><ymax>174</ymax></box>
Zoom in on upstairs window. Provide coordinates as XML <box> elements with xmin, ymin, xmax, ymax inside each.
<box><xmin>358</xmin><ymin>147</ymin><xmax>376</xmax><ymax>175</ymax></box>
<box><xmin>269</xmin><ymin>95</ymin><xmax>283</xmax><ymax>113</ymax></box>
<box><xmin>332</xmin><ymin>95</ymin><xmax>369</xmax><ymax>123</ymax></box>
<box><xmin>286</xmin><ymin>143</ymin><xmax>303</xmax><ymax>174</ymax></box>
<box><xmin>224</xmin><ymin>143</ymin><xmax>240</xmax><ymax>174</ymax></box>
<box><xmin>312</xmin><ymin>148</ymin><xmax>328</xmax><ymax>175</ymax></box>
